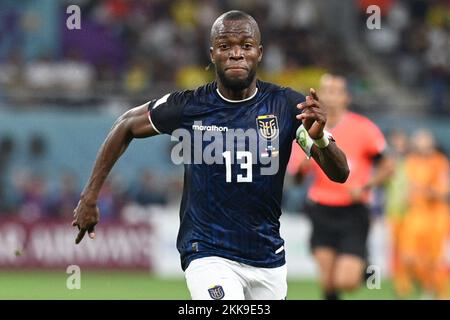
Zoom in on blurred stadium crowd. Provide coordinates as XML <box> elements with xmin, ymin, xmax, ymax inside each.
<box><xmin>0</xmin><ymin>132</ymin><xmax>181</xmax><ymax>219</ymax></box>
<box><xmin>0</xmin><ymin>0</ymin><xmax>448</xmax><ymax>112</ymax></box>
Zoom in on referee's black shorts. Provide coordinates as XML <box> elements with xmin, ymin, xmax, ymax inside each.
<box><xmin>304</xmin><ymin>200</ymin><xmax>371</xmax><ymax>260</ymax></box>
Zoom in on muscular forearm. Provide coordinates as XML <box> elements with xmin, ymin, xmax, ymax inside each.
<box><xmin>80</xmin><ymin>118</ymin><xmax>133</xmax><ymax>203</ymax></box>
<box><xmin>73</xmin><ymin>103</ymin><xmax>155</xmax><ymax>244</ymax></box>
<box><xmin>311</xmin><ymin>141</ymin><xmax>349</xmax><ymax>183</ymax></box>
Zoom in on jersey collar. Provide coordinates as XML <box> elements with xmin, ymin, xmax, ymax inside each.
<box><xmin>216</xmin><ymin>87</ymin><xmax>258</xmax><ymax>103</ymax></box>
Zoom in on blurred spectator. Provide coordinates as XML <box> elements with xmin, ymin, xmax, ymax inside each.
<box><xmin>0</xmin><ymin>136</ymin><xmax>15</xmax><ymax>212</ymax></box>
<box><xmin>0</xmin><ymin>49</ymin><xmax>23</xmax><ymax>90</ymax></box>
<box><xmin>97</xmin><ymin>175</ymin><xmax>126</xmax><ymax>220</ymax></box>
<box><xmin>26</xmin><ymin>134</ymin><xmax>49</xmax><ymax>175</ymax></box>
<box><xmin>17</xmin><ymin>173</ymin><xmax>51</xmax><ymax>221</ymax></box>
<box><xmin>127</xmin><ymin>170</ymin><xmax>168</xmax><ymax>206</ymax></box>
<box><xmin>24</xmin><ymin>54</ymin><xmax>56</xmax><ymax>90</ymax></box>
<box><xmin>57</xmin><ymin>49</ymin><xmax>95</xmax><ymax>93</ymax></box>
<box><xmin>123</xmin><ymin>56</ymin><xmax>151</xmax><ymax>94</ymax></box>
<box><xmin>171</xmin><ymin>0</ymin><xmax>198</xmax><ymax>29</ymax></box>
<box><xmin>425</xmin><ymin>26</ymin><xmax>449</xmax><ymax>114</ymax></box>
<box><xmin>48</xmin><ymin>172</ymin><xmax>79</xmax><ymax>218</ymax></box>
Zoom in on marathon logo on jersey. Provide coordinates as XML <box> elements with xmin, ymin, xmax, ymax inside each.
<box><xmin>192</xmin><ymin>124</ymin><xmax>229</xmax><ymax>132</ymax></box>
<box><xmin>208</xmin><ymin>285</ymin><xmax>225</xmax><ymax>300</ymax></box>
<box><xmin>257</xmin><ymin>115</ymin><xmax>279</xmax><ymax>140</ymax></box>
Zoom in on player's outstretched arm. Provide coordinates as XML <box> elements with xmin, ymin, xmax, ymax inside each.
<box><xmin>310</xmin><ymin>142</ymin><xmax>349</xmax><ymax>183</ymax></box>
<box><xmin>72</xmin><ymin>102</ymin><xmax>158</xmax><ymax>244</ymax></box>
<box><xmin>296</xmin><ymin>88</ymin><xmax>349</xmax><ymax>183</ymax></box>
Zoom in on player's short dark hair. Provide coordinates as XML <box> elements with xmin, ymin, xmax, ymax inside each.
<box><xmin>220</xmin><ymin>10</ymin><xmax>254</xmax><ymax>22</ymax></box>
<box><xmin>321</xmin><ymin>72</ymin><xmax>348</xmax><ymax>87</ymax></box>
<box><xmin>324</xmin><ymin>71</ymin><xmax>348</xmax><ymax>81</ymax></box>
<box><xmin>210</xmin><ymin>10</ymin><xmax>261</xmax><ymax>44</ymax></box>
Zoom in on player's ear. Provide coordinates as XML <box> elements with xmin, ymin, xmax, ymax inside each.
<box><xmin>258</xmin><ymin>45</ymin><xmax>263</xmax><ymax>63</ymax></box>
<box><xmin>209</xmin><ymin>47</ymin><xmax>215</xmax><ymax>64</ymax></box>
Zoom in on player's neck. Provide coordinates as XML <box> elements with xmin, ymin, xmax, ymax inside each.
<box><xmin>327</xmin><ymin>110</ymin><xmax>347</xmax><ymax>128</ymax></box>
<box><xmin>217</xmin><ymin>81</ymin><xmax>258</xmax><ymax>101</ymax></box>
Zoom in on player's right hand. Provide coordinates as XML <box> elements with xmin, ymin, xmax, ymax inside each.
<box><xmin>72</xmin><ymin>200</ymin><xmax>100</xmax><ymax>244</ymax></box>
<box><xmin>296</xmin><ymin>88</ymin><xmax>327</xmax><ymax>139</ymax></box>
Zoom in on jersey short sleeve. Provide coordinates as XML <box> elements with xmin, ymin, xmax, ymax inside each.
<box><xmin>362</xmin><ymin>118</ymin><xmax>387</xmax><ymax>158</ymax></box>
<box><xmin>284</xmin><ymin>88</ymin><xmax>306</xmax><ymax>140</ymax></box>
<box><xmin>147</xmin><ymin>91</ymin><xmax>192</xmax><ymax>135</ymax></box>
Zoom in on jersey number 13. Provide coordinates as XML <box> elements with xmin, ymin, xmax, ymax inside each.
<box><xmin>222</xmin><ymin>151</ymin><xmax>253</xmax><ymax>183</ymax></box>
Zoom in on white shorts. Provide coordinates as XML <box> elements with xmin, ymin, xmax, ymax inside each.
<box><xmin>184</xmin><ymin>256</ymin><xmax>287</xmax><ymax>300</ymax></box>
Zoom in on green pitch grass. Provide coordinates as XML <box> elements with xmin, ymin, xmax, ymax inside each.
<box><xmin>0</xmin><ymin>270</ymin><xmax>420</xmax><ymax>300</ymax></box>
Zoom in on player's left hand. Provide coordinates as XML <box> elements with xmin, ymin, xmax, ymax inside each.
<box><xmin>348</xmin><ymin>185</ymin><xmax>370</xmax><ymax>203</ymax></box>
<box><xmin>296</xmin><ymin>88</ymin><xmax>327</xmax><ymax>139</ymax></box>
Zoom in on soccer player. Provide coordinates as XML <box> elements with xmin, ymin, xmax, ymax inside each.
<box><xmin>72</xmin><ymin>11</ymin><xmax>349</xmax><ymax>300</ymax></box>
<box><xmin>396</xmin><ymin>129</ymin><xmax>449</xmax><ymax>299</ymax></box>
<box><xmin>383</xmin><ymin>129</ymin><xmax>410</xmax><ymax>297</ymax></box>
<box><xmin>288</xmin><ymin>73</ymin><xmax>393</xmax><ymax>300</ymax></box>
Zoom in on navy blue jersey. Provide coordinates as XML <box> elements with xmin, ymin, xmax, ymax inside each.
<box><xmin>148</xmin><ymin>80</ymin><xmax>305</xmax><ymax>270</ymax></box>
